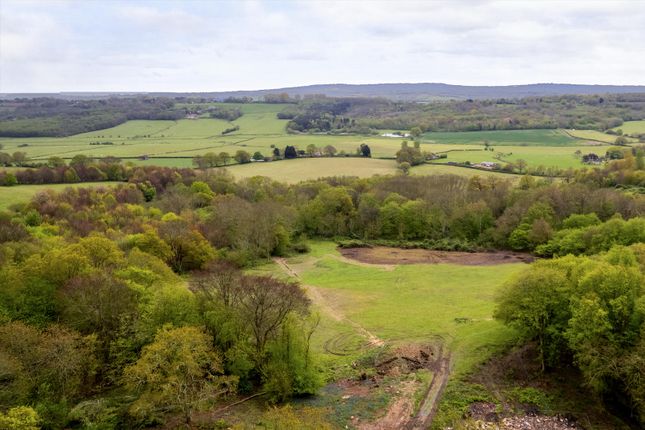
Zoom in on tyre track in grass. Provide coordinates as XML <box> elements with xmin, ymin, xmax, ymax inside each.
<box><xmin>273</xmin><ymin>257</ymin><xmax>385</xmax><ymax>351</ymax></box>
<box><xmin>274</xmin><ymin>256</ymin><xmax>450</xmax><ymax>429</ymax></box>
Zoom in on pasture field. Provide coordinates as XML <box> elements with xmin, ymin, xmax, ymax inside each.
<box><xmin>0</xmin><ymin>182</ymin><xmax>117</xmax><ymax>210</ymax></box>
<box><xmin>614</xmin><ymin>120</ymin><xmax>645</xmax><ymax>135</ymax></box>
<box><xmin>433</xmin><ymin>144</ymin><xmax>613</xmax><ymax>169</ymax></box>
<box><xmin>564</xmin><ymin>129</ymin><xmax>636</xmax><ymax>144</ymax></box>
<box><xmin>422</xmin><ymin>129</ymin><xmax>575</xmax><ymax>146</ymax></box>
<box><xmin>222</xmin><ymin>158</ymin><xmax>399</xmax><ymax>182</ymax></box>
<box><xmin>274</xmin><ymin>242</ymin><xmax>523</xmax><ymax>374</ymax></box>
<box><xmin>255</xmin><ymin>241</ymin><xmax>526</xmax><ymax>427</ymax></box>
<box><xmin>0</xmin><ymin>103</ymin><xmax>626</xmax><ymax>175</ymax></box>
<box><xmin>220</xmin><ymin>159</ymin><xmax>521</xmax><ymax>183</ymax></box>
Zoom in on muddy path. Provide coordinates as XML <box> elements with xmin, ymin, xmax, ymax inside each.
<box><xmin>340</xmin><ymin>246</ymin><xmax>534</xmax><ymax>266</ymax></box>
<box><xmin>407</xmin><ymin>345</ymin><xmax>452</xmax><ymax>430</ymax></box>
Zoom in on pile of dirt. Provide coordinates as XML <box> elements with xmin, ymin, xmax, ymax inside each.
<box><xmin>339</xmin><ymin>246</ymin><xmax>534</xmax><ymax>266</ymax></box>
<box><xmin>375</xmin><ymin>344</ymin><xmax>438</xmax><ymax>376</ymax></box>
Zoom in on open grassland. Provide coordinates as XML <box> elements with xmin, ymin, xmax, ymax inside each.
<box><xmin>222</xmin><ymin>158</ymin><xmax>399</xmax><ymax>183</ymax></box>
<box><xmin>613</xmin><ymin>120</ymin><xmax>645</xmax><ymax>135</ymax></box>
<box><xmin>277</xmin><ymin>242</ymin><xmax>524</xmax><ymax>375</ymax></box>
<box><xmin>0</xmin><ymin>182</ymin><xmax>117</xmax><ymax>210</ymax></box>
<box><xmin>564</xmin><ymin>129</ymin><xmax>636</xmax><ymax>144</ymax></box>
<box><xmin>220</xmin><ymin>158</ymin><xmax>522</xmax><ymax>183</ymax></box>
<box><xmin>433</xmin><ymin>144</ymin><xmax>613</xmax><ymax>169</ymax></box>
<box><xmin>0</xmin><ymin>103</ymin><xmax>619</xmax><ymax>174</ymax></box>
<box><xmin>422</xmin><ymin>129</ymin><xmax>575</xmax><ymax>146</ymax></box>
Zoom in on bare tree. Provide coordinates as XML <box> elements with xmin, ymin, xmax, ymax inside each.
<box><xmin>237</xmin><ymin>276</ymin><xmax>310</xmax><ymax>359</ymax></box>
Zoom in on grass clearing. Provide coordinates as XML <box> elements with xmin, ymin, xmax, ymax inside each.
<box><xmin>283</xmin><ymin>242</ymin><xmax>523</xmax><ymax>376</ymax></box>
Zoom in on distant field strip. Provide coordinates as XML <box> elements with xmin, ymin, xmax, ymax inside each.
<box><xmin>422</xmin><ymin>129</ymin><xmax>575</xmax><ymax>146</ymax></box>
<box><xmin>0</xmin><ymin>103</ymin><xmax>616</xmax><ymax>172</ymax></box>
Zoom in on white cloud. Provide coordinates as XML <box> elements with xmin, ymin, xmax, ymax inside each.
<box><xmin>0</xmin><ymin>0</ymin><xmax>644</xmax><ymax>92</ymax></box>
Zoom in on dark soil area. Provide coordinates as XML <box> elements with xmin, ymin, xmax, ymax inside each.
<box><xmin>339</xmin><ymin>246</ymin><xmax>534</xmax><ymax>266</ymax></box>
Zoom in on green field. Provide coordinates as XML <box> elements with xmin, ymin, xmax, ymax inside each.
<box><xmin>0</xmin><ymin>103</ymin><xmax>622</xmax><ymax>174</ymax></box>
<box><xmin>223</xmin><ymin>158</ymin><xmax>399</xmax><ymax>182</ymax></box>
<box><xmin>0</xmin><ymin>182</ymin><xmax>117</xmax><ymax>210</ymax></box>
<box><xmin>433</xmin><ymin>145</ymin><xmax>613</xmax><ymax>169</ymax></box>
<box><xmin>219</xmin><ymin>158</ymin><xmax>522</xmax><ymax>183</ymax></box>
<box><xmin>565</xmin><ymin>129</ymin><xmax>636</xmax><ymax>144</ymax></box>
<box><xmin>422</xmin><ymin>129</ymin><xmax>575</xmax><ymax>146</ymax></box>
<box><xmin>274</xmin><ymin>242</ymin><xmax>523</xmax><ymax>375</ymax></box>
<box><xmin>614</xmin><ymin>120</ymin><xmax>645</xmax><ymax>135</ymax></box>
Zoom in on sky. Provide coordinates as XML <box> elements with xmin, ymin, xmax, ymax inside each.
<box><xmin>1</xmin><ymin>0</ymin><xmax>644</xmax><ymax>93</ymax></box>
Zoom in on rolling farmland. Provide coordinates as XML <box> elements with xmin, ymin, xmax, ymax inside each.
<box><xmin>0</xmin><ymin>103</ymin><xmax>626</xmax><ymax>177</ymax></box>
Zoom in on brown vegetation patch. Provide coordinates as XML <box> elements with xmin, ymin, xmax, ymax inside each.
<box><xmin>340</xmin><ymin>246</ymin><xmax>534</xmax><ymax>266</ymax></box>
<box><xmin>375</xmin><ymin>344</ymin><xmax>439</xmax><ymax>376</ymax></box>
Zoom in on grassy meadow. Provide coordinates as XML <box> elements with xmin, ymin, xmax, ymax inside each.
<box><xmin>223</xmin><ymin>158</ymin><xmax>399</xmax><ymax>183</ymax></box>
<box><xmin>614</xmin><ymin>120</ymin><xmax>645</xmax><ymax>135</ymax></box>
<box><xmin>0</xmin><ymin>102</ymin><xmax>627</xmax><ymax>177</ymax></box>
<box><xmin>270</xmin><ymin>242</ymin><xmax>524</xmax><ymax>375</ymax></box>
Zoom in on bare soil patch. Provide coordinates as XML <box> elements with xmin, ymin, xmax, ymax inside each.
<box><xmin>340</xmin><ymin>246</ymin><xmax>534</xmax><ymax>266</ymax></box>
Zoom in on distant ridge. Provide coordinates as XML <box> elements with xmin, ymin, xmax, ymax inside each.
<box><xmin>2</xmin><ymin>83</ymin><xmax>645</xmax><ymax>101</ymax></box>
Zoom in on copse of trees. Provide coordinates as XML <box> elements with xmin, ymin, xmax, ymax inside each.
<box><xmin>0</xmin><ymin>97</ymin><xmax>186</xmax><ymax>137</ymax></box>
<box><xmin>495</xmin><ymin>244</ymin><xmax>645</xmax><ymax>424</ymax></box>
<box><xmin>281</xmin><ymin>93</ymin><xmax>645</xmax><ymax>133</ymax></box>
<box><xmin>209</xmin><ymin>106</ymin><xmax>242</xmax><ymax>121</ymax></box>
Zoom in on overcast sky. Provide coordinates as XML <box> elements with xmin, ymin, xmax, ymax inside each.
<box><xmin>1</xmin><ymin>0</ymin><xmax>644</xmax><ymax>93</ymax></box>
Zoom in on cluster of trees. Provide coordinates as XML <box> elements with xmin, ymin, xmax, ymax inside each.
<box><xmin>285</xmin><ymin>98</ymin><xmax>371</xmax><ymax>133</ymax></box>
<box><xmin>208</xmin><ymin>106</ymin><xmax>243</xmax><ymax>121</ymax></box>
<box><xmin>0</xmin><ymin>156</ymin><xmax>199</xmax><ymax>188</ymax></box>
<box><xmin>0</xmin><ymin>183</ymin><xmax>321</xmax><ymax>427</ymax></box>
<box><xmin>496</xmin><ymin>245</ymin><xmax>645</xmax><ymax>425</ymax></box>
<box><xmin>281</xmin><ymin>93</ymin><xmax>645</xmax><ymax>133</ymax></box>
<box><xmin>0</xmin><ymin>97</ymin><xmax>186</xmax><ymax>137</ymax></box>
<box><xmin>190</xmin><ymin>144</ymin><xmax>371</xmax><ymax>170</ymax></box>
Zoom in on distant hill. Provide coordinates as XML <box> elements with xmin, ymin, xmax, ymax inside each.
<box><xmin>2</xmin><ymin>83</ymin><xmax>644</xmax><ymax>101</ymax></box>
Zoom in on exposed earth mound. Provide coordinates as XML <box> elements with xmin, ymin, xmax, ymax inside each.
<box><xmin>340</xmin><ymin>246</ymin><xmax>534</xmax><ymax>266</ymax></box>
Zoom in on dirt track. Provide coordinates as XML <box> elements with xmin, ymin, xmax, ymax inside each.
<box><xmin>340</xmin><ymin>246</ymin><xmax>534</xmax><ymax>266</ymax></box>
<box><xmin>273</xmin><ymin>256</ymin><xmax>451</xmax><ymax>429</ymax></box>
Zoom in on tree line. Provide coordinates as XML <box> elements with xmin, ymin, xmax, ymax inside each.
<box><xmin>280</xmin><ymin>93</ymin><xmax>645</xmax><ymax>134</ymax></box>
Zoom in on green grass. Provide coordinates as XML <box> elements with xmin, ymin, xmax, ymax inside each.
<box><xmin>0</xmin><ymin>182</ymin><xmax>117</xmax><ymax>210</ymax></box>
<box><xmin>222</xmin><ymin>158</ymin><xmax>399</xmax><ymax>183</ymax></box>
<box><xmin>565</xmin><ymin>129</ymin><xmax>635</xmax><ymax>144</ymax></box>
<box><xmin>421</xmin><ymin>129</ymin><xmax>575</xmax><ymax>146</ymax></box>
<box><xmin>286</xmin><ymin>242</ymin><xmax>523</xmax><ymax>375</ymax></box>
<box><xmin>614</xmin><ymin>120</ymin><xmax>645</xmax><ymax>135</ymax></box>
<box><xmin>433</xmin><ymin>145</ymin><xmax>613</xmax><ymax>169</ymax></box>
<box><xmin>0</xmin><ymin>104</ymin><xmax>614</xmax><ymax>174</ymax></box>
